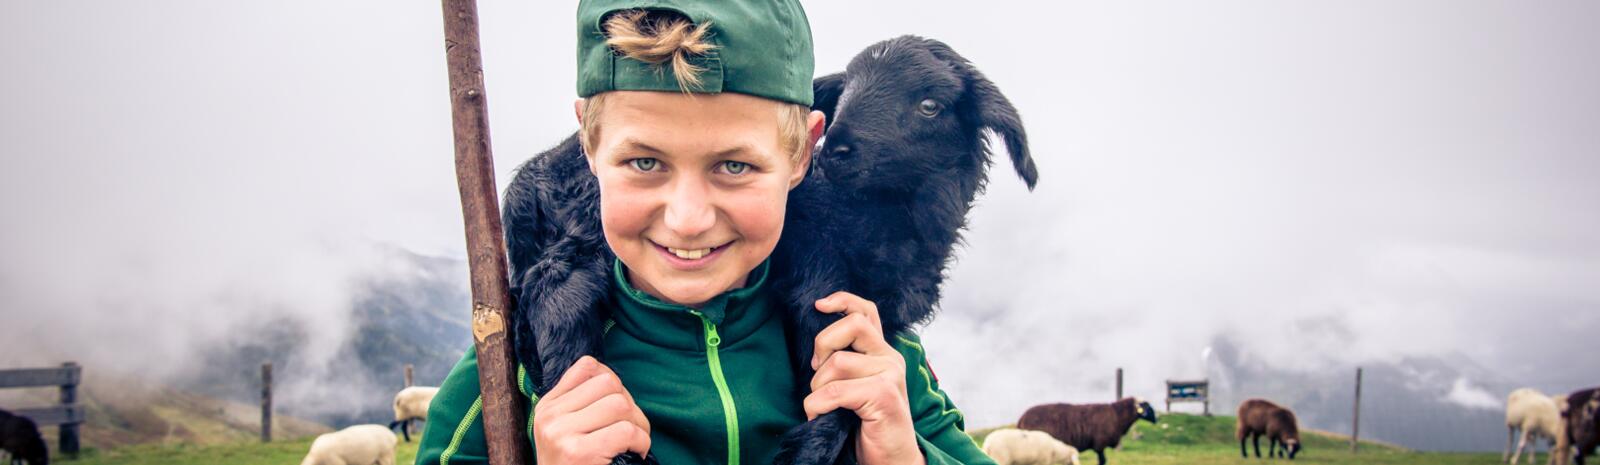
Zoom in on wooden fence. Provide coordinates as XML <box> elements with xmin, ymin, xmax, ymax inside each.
<box><xmin>0</xmin><ymin>362</ymin><xmax>83</xmax><ymax>458</ymax></box>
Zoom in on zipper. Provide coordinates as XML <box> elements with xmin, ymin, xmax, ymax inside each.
<box><xmin>689</xmin><ymin>309</ymin><xmax>739</xmax><ymax>465</ymax></box>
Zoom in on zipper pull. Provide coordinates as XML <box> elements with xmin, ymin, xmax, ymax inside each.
<box><xmin>687</xmin><ymin>309</ymin><xmax>722</xmax><ymax>348</ymax></box>
<box><xmin>705</xmin><ymin>323</ymin><xmax>721</xmax><ymax>347</ymax></box>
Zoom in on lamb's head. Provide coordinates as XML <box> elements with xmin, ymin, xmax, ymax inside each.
<box><xmin>1285</xmin><ymin>438</ymin><xmax>1302</xmax><ymax>459</ymax></box>
<box><xmin>811</xmin><ymin>35</ymin><xmax>1038</xmax><ymax>195</ymax></box>
<box><xmin>1134</xmin><ymin>397</ymin><xmax>1158</xmax><ymax>424</ymax></box>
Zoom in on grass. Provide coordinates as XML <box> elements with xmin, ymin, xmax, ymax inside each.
<box><xmin>56</xmin><ymin>435</ymin><xmax>420</xmax><ymax>465</ymax></box>
<box><xmin>971</xmin><ymin>413</ymin><xmax>1503</xmax><ymax>465</ymax></box>
<box><xmin>52</xmin><ymin>414</ymin><xmax>1508</xmax><ymax>465</ymax></box>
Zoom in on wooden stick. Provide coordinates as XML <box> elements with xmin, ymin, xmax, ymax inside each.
<box><xmin>439</xmin><ymin>1</ymin><xmax>532</xmax><ymax>463</ymax></box>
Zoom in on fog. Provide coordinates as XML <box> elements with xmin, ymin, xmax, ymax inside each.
<box><xmin>3</xmin><ymin>0</ymin><xmax>1596</xmax><ymax>449</ymax></box>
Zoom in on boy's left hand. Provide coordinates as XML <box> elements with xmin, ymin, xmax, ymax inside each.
<box><xmin>805</xmin><ymin>291</ymin><xmax>925</xmax><ymax>465</ymax></box>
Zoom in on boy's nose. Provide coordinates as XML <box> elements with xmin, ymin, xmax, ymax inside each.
<box><xmin>662</xmin><ymin>178</ymin><xmax>715</xmax><ymax>238</ymax></box>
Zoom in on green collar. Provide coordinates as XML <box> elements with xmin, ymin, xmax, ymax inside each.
<box><xmin>610</xmin><ymin>259</ymin><xmax>777</xmax><ymax>351</ymax></box>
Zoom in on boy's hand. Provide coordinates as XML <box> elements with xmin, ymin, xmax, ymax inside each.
<box><xmin>534</xmin><ymin>356</ymin><xmax>652</xmax><ymax>465</ymax></box>
<box><xmin>806</xmin><ymin>291</ymin><xmax>925</xmax><ymax>465</ymax></box>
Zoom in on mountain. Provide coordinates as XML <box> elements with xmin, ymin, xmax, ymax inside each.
<box><xmin>170</xmin><ymin>246</ymin><xmax>474</xmax><ymax>428</ymax></box>
<box><xmin>1203</xmin><ymin>336</ymin><xmax>1514</xmax><ymax>452</ymax></box>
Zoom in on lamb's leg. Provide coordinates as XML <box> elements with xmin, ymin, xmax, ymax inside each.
<box><xmin>1509</xmin><ymin>427</ymin><xmax>1517</xmax><ymax>464</ymax></box>
<box><xmin>1241</xmin><ymin>435</ymin><xmax>1249</xmax><ymax>459</ymax></box>
<box><xmin>1270</xmin><ymin>437</ymin><xmax>1278</xmax><ymax>459</ymax></box>
<box><xmin>1253</xmin><ymin>434</ymin><xmax>1262</xmax><ymax>458</ymax></box>
<box><xmin>1515</xmin><ymin>429</ymin><xmax>1533</xmax><ymax>464</ymax></box>
<box><xmin>1094</xmin><ymin>449</ymin><xmax>1106</xmax><ymax>465</ymax></box>
<box><xmin>521</xmin><ymin>253</ymin><xmax>611</xmax><ymax>395</ymax></box>
<box><xmin>772</xmin><ymin>253</ymin><xmax>856</xmax><ymax>465</ymax></box>
<box><xmin>772</xmin><ymin>410</ymin><xmax>856</xmax><ymax>465</ymax></box>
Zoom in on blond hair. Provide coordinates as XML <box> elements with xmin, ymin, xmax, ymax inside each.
<box><xmin>581</xmin><ymin>9</ymin><xmax>812</xmax><ymax>164</ymax></box>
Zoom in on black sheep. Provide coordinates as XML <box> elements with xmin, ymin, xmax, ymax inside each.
<box><xmin>1236</xmin><ymin>398</ymin><xmax>1302</xmax><ymax>460</ymax></box>
<box><xmin>502</xmin><ymin>35</ymin><xmax>1037</xmax><ymax>465</ymax></box>
<box><xmin>0</xmin><ymin>409</ymin><xmax>48</xmax><ymax>465</ymax></box>
<box><xmin>1563</xmin><ymin>387</ymin><xmax>1600</xmax><ymax>465</ymax></box>
<box><xmin>1016</xmin><ymin>398</ymin><xmax>1157</xmax><ymax>465</ymax></box>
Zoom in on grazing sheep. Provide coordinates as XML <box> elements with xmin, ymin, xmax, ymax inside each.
<box><xmin>501</xmin><ymin>33</ymin><xmax>1037</xmax><ymax>465</ymax></box>
<box><xmin>1505</xmin><ymin>388</ymin><xmax>1563</xmax><ymax>465</ymax></box>
<box><xmin>1236</xmin><ymin>399</ymin><xmax>1302</xmax><ymax>460</ymax></box>
<box><xmin>386</xmin><ymin>386</ymin><xmax>439</xmax><ymax>442</ymax></box>
<box><xmin>300</xmin><ymin>424</ymin><xmax>397</xmax><ymax>465</ymax></box>
<box><xmin>1557</xmin><ymin>387</ymin><xmax>1600</xmax><ymax>465</ymax></box>
<box><xmin>982</xmin><ymin>429</ymin><xmax>1082</xmax><ymax>465</ymax></box>
<box><xmin>1016</xmin><ymin>397</ymin><xmax>1157</xmax><ymax>465</ymax></box>
<box><xmin>0</xmin><ymin>409</ymin><xmax>47</xmax><ymax>465</ymax></box>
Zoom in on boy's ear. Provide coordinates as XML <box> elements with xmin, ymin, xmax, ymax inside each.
<box><xmin>574</xmin><ymin>98</ymin><xmax>597</xmax><ymax>174</ymax></box>
<box><xmin>790</xmin><ymin>110</ymin><xmax>825</xmax><ymax>190</ymax></box>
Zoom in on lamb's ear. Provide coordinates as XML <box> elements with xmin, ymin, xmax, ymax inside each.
<box><xmin>968</xmin><ymin>72</ymin><xmax>1038</xmax><ymax>190</ymax></box>
<box><xmin>812</xmin><ymin>72</ymin><xmax>845</xmax><ymax>132</ymax></box>
<box><xmin>925</xmin><ymin>39</ymin><xmax>1038</xmax><ymax>190</ymax></box>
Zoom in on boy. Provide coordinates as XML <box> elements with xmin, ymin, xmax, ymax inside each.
<box><xmin>416</xmin><ymin>2</ymin><xmax>994</xmax><ymax>465</ymax></box>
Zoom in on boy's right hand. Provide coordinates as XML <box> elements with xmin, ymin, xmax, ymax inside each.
<box><xmin>534</xmin><ymin>356</ymin><xmax>652</xmax><ymax>465</ymax></box>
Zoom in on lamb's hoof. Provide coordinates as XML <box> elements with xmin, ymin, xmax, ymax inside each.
<box><xmin>773</xmin><ymin>411</ymin><xmax>855</xmax><ymax>465</ymax></box>
<box><xmin>609</xmin><ymin>451</ymin><xmax>658</xmax><ymax>465</ymax></box>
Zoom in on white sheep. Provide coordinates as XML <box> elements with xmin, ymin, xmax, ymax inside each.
<box><xmin>1505</xmin><ymin>388</ymin><xmax>1564</xmax><ymax>465</ymax></box>
<box><xmin>388</xmin><ymin>385</ymin><xmax>440</xmax><ymax>442</ymax></box>
<box><xmin>983</xmin><ymin>428</ymin><xmax>1083</xmax><ymax>465</ymax></box>
<box><xmin>301</xmin><ymin>424</ymin><xmax>397</xmax><ymax>465</ymax></box>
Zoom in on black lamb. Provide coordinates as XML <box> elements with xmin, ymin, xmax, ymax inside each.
<box><xmin>502</xmin><ymin>35</ymin><xmax>1037</xmax><ymax>465</ymax></box>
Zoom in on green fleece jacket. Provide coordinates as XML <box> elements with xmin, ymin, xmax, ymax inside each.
<box><xmin>416</xmin><ymin>261</ymin><xmax>993</xmax><ymax>465</ymax></box>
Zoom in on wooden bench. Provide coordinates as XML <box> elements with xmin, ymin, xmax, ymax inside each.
<box><xmin>0</xmin><ymin>362</ymin><xmax>83</xmax><ymax>457</ymax></box>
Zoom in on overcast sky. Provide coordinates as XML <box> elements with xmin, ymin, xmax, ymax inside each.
<box><xmin>3</xmin><ymin>1</ymin><xmax>1597</xmax><ymax>433</ymax></box>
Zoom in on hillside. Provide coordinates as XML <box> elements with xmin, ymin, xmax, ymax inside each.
<box><xmin>0</xmin><ymin>372</ymin><xmax>330</xmax><ymax>451</ymax></box>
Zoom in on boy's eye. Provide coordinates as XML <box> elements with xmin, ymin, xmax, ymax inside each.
<box><xmin>721</xmin><ymin>161</ymin><xmax>750</xmax><ymax>175</ymax></box>
<box><xmin>629</xmin><ymin>158</ymin><xmax>660</xmax><ymax>172</ymax></box>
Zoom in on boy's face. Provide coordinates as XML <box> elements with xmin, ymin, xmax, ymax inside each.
<box><xmin>583</xmin><ymin>91</ymin><xmax>812</xmax><ymax>307</ymax></box>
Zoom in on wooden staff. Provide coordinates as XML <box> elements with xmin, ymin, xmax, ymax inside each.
<box><xmin>440</xmin><ymin>1</ymin><xmax>532</xmax><ymax>463</ymax></box>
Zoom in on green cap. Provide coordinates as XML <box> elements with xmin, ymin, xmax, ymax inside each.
<box><xmin>576</xmin><ymin>0</ymin><xmax>815</xmax><ymax>106</ymax></box>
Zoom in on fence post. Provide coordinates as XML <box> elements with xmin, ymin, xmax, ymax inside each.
<box><xmin>1115</xmin><ymin>367</ymin><xmax>1123</xmax><ymax>400</ymax></box>
<box><xmin>59</xmin><ymin>362</ymin><xmax>80</xmax><ymax>458</ymax></box>
<box><xmin>262</xmin><ymin>362</ymin><xmax>273</xmax><ymax>442</ymax></box>
<box><xmin>1351</xmin><ymin>367</ymin><xmax>1362</xmax><ymax>453</ymax></box>
<box><xmin>403</xmin><ymin>363</ymin><xmax>416</xmax><ymax>437</ymax></box>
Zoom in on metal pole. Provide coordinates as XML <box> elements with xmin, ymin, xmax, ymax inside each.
<box><xmin>440</xmin><ymin>1</ymin><xmax>532</xmax><ymax>463</ymax></box>
<box><xmin>261</xmin><ymin>362</ymin><xmax>272</xmax><ymax>443</ymax></box>
<box><xmin>1351</xmin><ymin>367</ymin><xmax>1362</xmax><ymax>453</ymax></box>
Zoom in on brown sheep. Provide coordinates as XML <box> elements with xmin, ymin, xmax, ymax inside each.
<box><xmin>1016</xmin><ymin>397</ymin><xmax>1158</xmax><ymax>465</ymax></box>
<box><xmin>1558</xmin><ymin>387</ymin><xmax>1600</xmax><ymax>465</ymax></box>
<box><xmin>1237</xmin><ymin>398</ymin><xmax>1302</xmax><ymax>460</ymax></box>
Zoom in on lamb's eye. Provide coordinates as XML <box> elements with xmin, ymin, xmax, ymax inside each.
<box><xmin>917</xmin><ymin>99</ymin><xmax>943</xmax><ymax>117</ymax></box>
<box><xmin>629</xmin><ymin>158</ymin><xmax>659</xmax><ymax>172</ymax></box>
<box><xmin>721</xmin><ymin>160</ymin><xmax>749</xmax><ymax>175</ymax></box>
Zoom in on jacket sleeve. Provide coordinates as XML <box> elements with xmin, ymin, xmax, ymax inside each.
<box><xmin>891</xmin><ymin>333</ymin><xmax>997</xmax><ymax>465</ymax></box>
<box><xmin>416</xmin><ymin>346</ymin><xmax>541</xmax><ymax>465</ymax></box>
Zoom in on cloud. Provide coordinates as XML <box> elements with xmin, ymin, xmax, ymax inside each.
<box><xmin>1445</xmin><ymin>378</ymin><xmax>1502</xmax><ymax>411</ymax></box>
